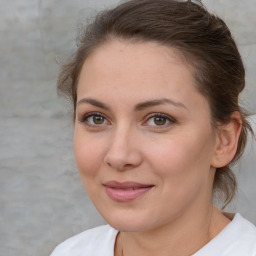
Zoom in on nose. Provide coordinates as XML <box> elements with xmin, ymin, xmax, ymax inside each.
<box><xmin>104</xmin><ymin>126</ymin><xmax>143</xmax><ymax>171</ymax></box>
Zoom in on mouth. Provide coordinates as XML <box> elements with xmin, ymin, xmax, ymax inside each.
<box><xmin>103</xmin><ymin>181</ymin><xmax>154</xmax><ymax>202</ymax></box>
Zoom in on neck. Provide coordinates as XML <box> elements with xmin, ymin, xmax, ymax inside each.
<box><xmin>117</xmin><ymin>205</ymin><xmax>230</xmax><ymax>256</ymax></box>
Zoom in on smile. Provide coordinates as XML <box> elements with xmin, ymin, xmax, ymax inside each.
<box><xmin>103</xmin><ymin>181</ymin><xmax>154</xmax><ymax>202</ymax></box>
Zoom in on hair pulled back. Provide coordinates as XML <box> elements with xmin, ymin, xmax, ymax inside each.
<box><xmin>57</xmin><ymin>0</ymin><xmax>253</xmax><ymax>206</ymax></box>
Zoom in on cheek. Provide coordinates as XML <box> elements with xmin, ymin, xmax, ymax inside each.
<box><xmin>145</xmin><ymin>131</ymin><xmax>215</xmax><ymax>183</ymax></box>
<box><xmin>73</xmin><ymin>131</ymin><xmax>105</xmax><ymax>178</ymax></box>
<box><xmin>144</xmin><ymin>134</ymin><xmax>215</xmax><ymax>213</ymax></box>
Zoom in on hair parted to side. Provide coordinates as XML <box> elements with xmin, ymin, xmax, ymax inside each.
<box><xmin>57</xmin><ymin>0</ymin><xmax>254</xmax><ymax>206</ymax></box>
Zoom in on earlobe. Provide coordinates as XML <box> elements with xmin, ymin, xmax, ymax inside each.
<box><xmin>211</xmin><ymin>112</ymin><xmax>242</xmax><ymax>168</ymax></box>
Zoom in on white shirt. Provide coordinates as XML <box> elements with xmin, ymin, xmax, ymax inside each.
<box><xmin>50</xmin><ymin>213</ymin><xmax>256</xmax><ymax>256</ymax></box>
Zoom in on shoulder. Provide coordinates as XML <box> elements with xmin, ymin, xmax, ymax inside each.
<box><xmin>222</xmin><ymin>213</ymin><xmax>256</xmax><ymax>255</ymax></box>
<box><xmin>233</xmin><ymin>214</ymin><xmax>256</xmax><ymax>245</ymax></box>
<box><xmin>50</xmin><ymin>225</ymin><xmax>118</xmax><ymax>256</ymax></box>
<box><xmin>194</xmin><ymin>213</ymin><xmax>256</xmax><ymax>256</ymax></box>
<box><xmin>231</xmin><ymin>213</ymin><xmax>256</xmax><ymax>240</ymax></box>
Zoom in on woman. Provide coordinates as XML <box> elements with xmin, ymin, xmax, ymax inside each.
<box><xmin>51</xmin><ymin>0</ymin><xmax>256</xmax><ymax>255</ymax></box>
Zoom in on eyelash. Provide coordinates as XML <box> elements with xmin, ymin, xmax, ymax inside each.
<box><xmin>143</xmin><ymin>113</ymin><xmax>176</xmax><ymax>128</ymax></box>
<box><xmin>79</xmin><ymin>112</ymin><xmax>176</xmax><ymax>129</ymax></box>
<box><xmin>79</xmin><ymin>112</ymin><xmax>110</xmax><ymax>128</ymax></box>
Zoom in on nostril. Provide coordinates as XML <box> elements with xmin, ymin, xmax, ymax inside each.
<box><xmin>104</xmin><ymin>154</ymin><xmax>141</xmax><ymax>171</ymax></box>
<box><xmin>103</xmin><ymin>139</ymin><xmax>143</xmax><ymax>170</ymax></box>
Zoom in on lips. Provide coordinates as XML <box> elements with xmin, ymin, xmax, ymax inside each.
<box><xmin>103</xmin><ymin>181</ymin><xmax>154</xmax><ymax>202</ymax></box>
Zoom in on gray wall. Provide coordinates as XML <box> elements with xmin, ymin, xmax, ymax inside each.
<box><xmin>0</xmin><ymin>1</ymin><xmax>255</xmax><ymax>255</ymax></box>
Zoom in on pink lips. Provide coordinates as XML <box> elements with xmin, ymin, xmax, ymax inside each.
<box><xmin>104</xmin><ymin>181</ymin><xmax>154</xmax><ymax>202</ymax></box>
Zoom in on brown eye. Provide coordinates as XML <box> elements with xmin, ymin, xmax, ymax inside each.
<box><xmin>154</xmin><ymin>116</ymin><xmax>167</xmax><ymax>126</ymax></box>
<box><xmin>93</xmin><ymin>115</ymin><xmax>105</xmax><ymax>124</ymax></box>
<box><xmin>143</xmin><ymin>113</ymin><xmax>176</xmax><ymax>128</ymax></box>
<box><xmin>80</xmin><ymin>112</ymin><xmax>109</xmax><ymax>127</ymax></box>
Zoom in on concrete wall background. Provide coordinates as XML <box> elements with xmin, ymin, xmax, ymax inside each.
<box><xmin>0</xmin><ymin>1</ymin><xmax>255</xmax><ymax>255</ymax></box>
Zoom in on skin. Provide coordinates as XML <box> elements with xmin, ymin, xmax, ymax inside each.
<box><xmin>74</xmin><ymin>39</ymin><xmax>241</xmax><ymax>256</ymax></box>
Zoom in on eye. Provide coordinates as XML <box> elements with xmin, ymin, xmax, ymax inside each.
<box><xmin>143</xmin><ymin>113</ymin><xmax>176</xmax><ymax>128</ymax></box>
<box><xmin>79</xmin><ymin>112</ymin><xmax>110</xmax><ymax>127</ymax></box>
<box><xmin>151</xmin><ymin>116</ymin><xmax>167</xmax><ymax>126</ymax></box>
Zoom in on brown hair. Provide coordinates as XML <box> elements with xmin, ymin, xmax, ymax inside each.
<box><xmin>57</xmin><ymin>0</ymin><xmax>254</xmax><ymax>206</ymax></box>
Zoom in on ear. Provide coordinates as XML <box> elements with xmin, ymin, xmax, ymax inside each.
<box><xmin>211</xmin><ymin>112</ymin><xmax>242</xmax><ymax>168</ymax></box>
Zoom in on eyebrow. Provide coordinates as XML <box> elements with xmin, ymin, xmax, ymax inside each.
<box><xmin>76</xmin><ymin>97</ymin><xmax>188</xmax><ymax>111</ymax></box>
<box><xmin>76</xmin><ymin>98</ymin><xmax>111</xmax><ymax>111</ymax></box>
<box><xmin>134</xmin><ymin>98</ymin><xmax>188</xmax><ymax>111</ymax></box>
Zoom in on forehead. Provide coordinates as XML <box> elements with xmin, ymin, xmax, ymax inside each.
<box><xmin>77</xmin><ymin>39</ymin><xmax>208</xmax><ymax>112</ymax></box>
<box><xmin>79</xmin><ymin>40</ymin><xmax>191</xmax><ymax>86</ymax></box>
<box><xmin>83</xmin><ymin>39</ymin><xmax>190</xmax><ymax>74</ymax></box>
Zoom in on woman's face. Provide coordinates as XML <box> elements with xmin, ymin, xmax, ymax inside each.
<box><xmin>74</xmin><ymin>39</ymin><xmax>218</xmax><ymax>232</ymax></box>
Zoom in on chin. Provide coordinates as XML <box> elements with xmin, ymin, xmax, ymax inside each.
<box><xmin>108</xmin><ymin>219</ymin><xmax>149</xmax><ymax>232</ymax></box>
<box><xmin>99</xmin><ymin>208</ymin><xmax>162</xmax><ymax>232</ymax></box>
